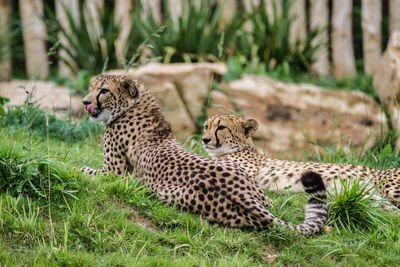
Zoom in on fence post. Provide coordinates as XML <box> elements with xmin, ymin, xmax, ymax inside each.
<box><xmin>390</xmin><ymin>0</ymin><xmax>400</xmax><ymax>33</ymax></box>
<box><xmin>243</xmin><ymin>0</ymin><xmax>281</xmax><ymax>20</ymax></box>
<box><xmin>218</xmin><ymin>0</ymin><xmax>237</xmax><ymax>23</ymax></box>
<box><xmin>141</xmin><ymin>0</ymin><xmax>161</xmax><ymax>24</ymax></box>
<box><xmin>115</xmin><ymin>0</ymin><xmax>133</xmax><ymax>64</ymax></box>
<box><xmin>332</xmin><ymin>0</ymin><xmax>356</xmax><ymax>78</ymax></box>
<box><xmin>362</xmin><ymin>0</ymin><xmax>381</xmax><ymax>74</ymax></box>
<box><xmin>19</xmin><ymin>0</ymin><xmax>49</xmax><ymax>79</ymax></box>
<box><xmin>85</xmin><ymin>0</ymin><xmax>104</xmax><ymax>40</ymax></box>
<box><xmin>56</xmin><ymin>0</ymin><xmax>78</xmax><ymax>78</ymax></box>
<box><xmin>289</xmin><ymin>0</ymin><xmax>307</xmax><ymax>43</ymax></box>
<box><xmin>167</xmin><ymin>0</ymin><xmax>183</xmax><ymax>27</ymax></box>
<box><xmin>310</xmin><ymin>0</ymin><xmax>330</xmax><ymax>75</ymax></box>
<box><xmin>0</xmin><ymin>0</ymin><xmax>11</xmax><ymax>81</ymax></box>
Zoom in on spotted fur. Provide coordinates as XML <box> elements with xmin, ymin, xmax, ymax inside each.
<box><xmin>81</xmin><ymin>74</ymin><xmax>328</xmax><ymax>234</ymax></box>
<box><xmin>202</xmin><ymin>114</ymin><xmax>400</xmax><ymax>210</ymax></box>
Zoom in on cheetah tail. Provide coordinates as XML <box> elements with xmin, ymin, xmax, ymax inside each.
<box><xmin>294</xmin><ymin>171</ymin><xmax>328</xmax><ymax>234</ymax></box>
<box><xmin>235</xmin><ymin>171</ymin><xmax>328</xmax><ymax>235</ymax></box>
<box><xmin>264</xmin><ymin>171</ymin><xmax>327</xmax><ymax>235</ymax></box>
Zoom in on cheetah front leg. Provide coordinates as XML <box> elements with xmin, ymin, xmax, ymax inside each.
<box><xmin>81</xmin><ymin>166</ymin><xmax>109</xmax><ymax>176</ymax></box>
<box><xmin>81</xmin><ymin>149</ymin><xmax>128</xmax><ymax>176</ymax></box>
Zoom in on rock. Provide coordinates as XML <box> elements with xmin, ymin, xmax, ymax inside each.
<box><xmin>373</xmin><ymin>30</ymin><xmax>400</xmax><ymax>150</ymax></box>
<box><xmin>207</xmin><ymin>75</ymin><xmax>387</xmax><ymax>159</ymax></box>
<box><xmin>109</xmin><ymin>62</ymin><xmax>227</xmax><ymax>141</ymax></box>
<box><xmin>0</xmin><ymin>80</ymin><xmax>83</xmax><ymax>116</ymax></box>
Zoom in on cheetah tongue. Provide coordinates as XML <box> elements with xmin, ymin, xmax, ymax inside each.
<box><xmin>85</xmin><ymin>103</ymin><xmax>95</xmax><ymax>114</ymax></box>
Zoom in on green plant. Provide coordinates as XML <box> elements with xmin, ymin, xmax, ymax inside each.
<box><xmin>236</xmin><ymin>0</ymin><xmax>323</xmax><ymax>73</ymax></box>
<box><xmin>0</xmin><ymin>130</ymin><xmax>80</xmax><ymax>202</ymax></box>
<box><xmin>45</xmin><ymin>1</ymin><xmax>123</xmax><ymax>76</ymax></box>
<box><xmin>132</xmin><ymin>0</ymin><xmax>244</xmax><ymax>63</ymax></box>
<box><xmin>326</xmin><ymin>176</ymin><xmax>390</xmax><ymax>231</ymax></box>
<box><xmin>0</xmin><ymin>96</ymin><xmax>10</xmax><ymax>116</ymax></box>
<box><xmin>0</xmin><ymin>93</ymin><xmax>103</xmax><ymax>142</ymax></box>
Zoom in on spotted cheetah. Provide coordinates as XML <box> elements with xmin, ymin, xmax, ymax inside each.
<box><xmin>202</xmin><ymin>114</ymin><xmax>400</xmax><ymax>210</ymax></box>
<box><xmin>81</xmin><ymin>74</ymin><xmax>327</xmax><ymax>234</ymax></box>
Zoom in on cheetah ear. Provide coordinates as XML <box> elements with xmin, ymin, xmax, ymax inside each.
<box><xmin>121</xmin><ymin>76</ymin><xmax>138</xmax><ymax>98</ymax></box>
<box><xmin>243</xmin><ymin>119</ymin><xmax>258</xmax><ymax>137</ymax></box>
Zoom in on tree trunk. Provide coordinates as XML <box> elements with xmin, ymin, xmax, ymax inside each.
<box><xmin>218</xmin><ymin>0</ymin><xmax>237</xmax><ymax>24</ymax></box>
<box><xmin>85</xmin><ymin>0</ymin><xmax>104</xmax><ymax>40</ymax></box>
<box><xmin>115</xmin><ymin>0</ymin><xmax>133</xmax><ymax>63</ymax></box>
<box><xmin>289</xmin><ymin>0</ymin><xmax>307</xmax><ymax>44</ymax></box>
<box><xmin>390</xmin><ymin>0</ymin><xmax>400</xmax><ymax>33</ymax></box>
<box><xmin>0</xmin><ymin>0</ymin><xmax>11</xmax><ymax>81</ymax></box>
<box><xmin>56</xmin><ymin>0</ymin><xmax>78</xmax><ymax>78</ymax></box>
<box><xmin>243</xmin><ymin>0</ymin><xmax>281</xmax><ymax>20</ymax></box>
<box><xmin>332</xmin><ymin>0</ymin><xmax>356</xmax><ymax>78</ymax></box>
<box><xmin>167</xmin><ymin>0</ymin><xmax>183</xmax><ymax>27</ymax></box>
<box><xmin>362</xmin><ymin>0</ymin><xmax>381</xmax><ymax>74</ymax></box>
<box><xmin>19</xmin><ymin>0</ymin><xmax>49</xmax><ymax>79</ymax></box>
<box><xmin>141</xmin><ymin>0</ymin><xmax>161</xmax><ymax>24</ymax></box>
<box><xmin>310</xmin><ymin>0</ymin><xmax>330</xmax><ymax>76</ymax></box>
<box><xmin>243</xmin><ymin>0</ymin><xmax>281</xmax><ymax>31</ymax></box>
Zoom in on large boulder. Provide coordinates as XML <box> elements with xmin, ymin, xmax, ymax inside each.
<box><xmin>0</xmin><ymin>80</ymin><xmax>83</xmax><ymax>116</ymax></box>
<box><xmin>208</xmin><ymin>75</ymin><xmax>387</xmax><ymax>159</ymax></box>
<box><xmin>373</xmin><ymin>31</ymin><xmax>400</xmax><ymax>150</ymax></box>
<box><xmin>110</xmin><ymin>62</ymin><xmax>227</xmax><ymax>141</ymax></box>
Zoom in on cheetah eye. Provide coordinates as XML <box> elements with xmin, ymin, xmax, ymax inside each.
<box><xmin>100</xmin><ymin>88</ymin><xmax>109</xmax><ymax>95</ymax></box>
<box><xmin>204</xmin><ymin>125</ymin><xmax>208</xmax><ymax>130</ymax></box>
<box><xmin>217</xmin><ymin>125</ymin><xmax>226</xmax><ymax>130</ymax></box>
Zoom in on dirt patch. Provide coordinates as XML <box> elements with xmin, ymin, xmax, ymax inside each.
<box><xmin>107</xmin><ymin>199</ymin><xmax>157</xmax><ymax>232</ymax></box>
<box><xmin>128</xmin><ymin>206</ymin><xmax>158</xmax><ymax>233</ymax></box>
<box><xmin>263</xmin><ymin>245</ymin><xmax>279</xmax><ymax>265</ymax></box>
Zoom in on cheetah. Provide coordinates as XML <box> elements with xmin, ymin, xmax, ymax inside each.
<box><xmin>202</xmin><ymin>114</ymin><xmax>400</xmax><ymax>210</ymax></box>
<box><xmin>81</xmin><ymin>73</ymin><xmax>328</xmax><ymax>234</ymax></box>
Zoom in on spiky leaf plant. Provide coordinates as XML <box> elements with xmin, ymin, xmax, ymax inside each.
<box><xmin>327</xmin><ymin>176</ymin><xmax>391</xmax><ymax>232</ymax></box>
<box><xmin>131</xmin><ymin>0</ymin><xmax>244</xmax><ymax>63</ymax></box>
<box><xmin>236</xmin><ymin>0</ymin><xmax>323</xmax><ymax>73</ymax></box>
<box><xmin>45</xmin><ymin>1</ymin><xmax>122</xmax><ymax>76</ymax></box>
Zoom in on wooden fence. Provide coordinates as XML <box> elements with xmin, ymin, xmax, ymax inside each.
<box><xmin>0</xmin><ymin>0</ymin><xmax>399</xmax><ymax>80</ymax></box>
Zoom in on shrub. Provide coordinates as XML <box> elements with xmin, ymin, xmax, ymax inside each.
<box><xmin>0</xmin><ymin>93</ymin><xmax>103</xmax><ymax>142</ymax></box>
<box><xmin>0</xmin><ymin>130</ymin><xmax>80</xmax><ymax>202</ymax></box>
<box><xmin>45</xmin><ymin>0</ymin><xmax>126</xmax><ymax>76</ymax></box>
<box><xmin>236</xmin><ymin>0</ymin><xmax>323</xmax><ymax>73</ymax></box>
<box><xmin>132</xmin><ymin>0</ymin><xmax>244</xmax><ymax>63</ymax></box>
<box><xmin>326</xmin><ymin>177</ymin><xmax>391</xmax><ymax>231</ymax></box>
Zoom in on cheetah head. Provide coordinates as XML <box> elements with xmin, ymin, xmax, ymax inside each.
<box><xmin>82</xmin><ymin>74</ymin><xmax>139</xmax><ymax>125</ymax></box>
<box><xmin>202</xmin><ymin>114</ymin><xmax>258</xmax><ymax>157</ymax></box>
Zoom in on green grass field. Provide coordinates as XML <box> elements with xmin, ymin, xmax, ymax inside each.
<box><xmin>0</xmin><ymin>111</ymin><xmax>400</xmax><ymax>266</ymax></box>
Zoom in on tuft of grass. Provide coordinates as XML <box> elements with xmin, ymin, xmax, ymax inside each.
<box><xmin>0</xmin><ymin>129</ymin><xmax>81</xmax><ymax>202</ymax></box>
<box><xmin>326</xmin><ymin>176</ymin><xmax>390</xmax><ymax>232</ymax></box>
<box><xmin>1</xmin><ymin>98</ymin><xmax>103</xmax><ymax>143</ymax></box>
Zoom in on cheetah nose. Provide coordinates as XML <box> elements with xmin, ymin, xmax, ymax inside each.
<box><xmin>202</xmin><ymin>138</ymin><xmax>211</xmax><ymax>144</ymax></box>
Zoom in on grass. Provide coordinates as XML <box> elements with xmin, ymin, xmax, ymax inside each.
<box><xmin>0</xmin><ymin>110</ymin><xmax>399</xmax><ymax>266</ymax></box>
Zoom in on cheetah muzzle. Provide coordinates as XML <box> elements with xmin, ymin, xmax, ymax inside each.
<box><xmin>81</xmin><ymin>74</ymin><xmax>328</xmax><ymax>235</ymax></box>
